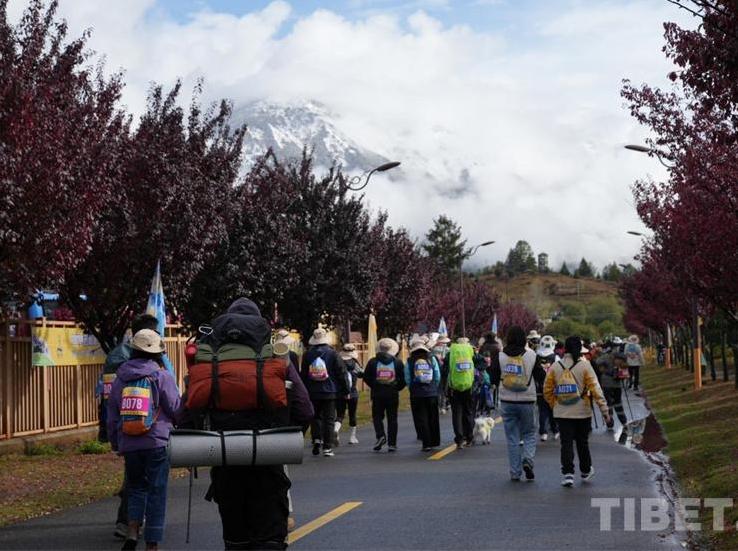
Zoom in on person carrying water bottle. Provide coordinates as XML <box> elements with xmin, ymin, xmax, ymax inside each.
<box><xmin>107</xmin><ymin>329</ymin><xmax>183</xmax><ymax>551</ymax></box>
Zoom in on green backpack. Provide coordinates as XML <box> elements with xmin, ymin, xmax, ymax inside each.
<box><xmin>448</xmin><ymin>343</ymin><xmax>475</xmax><ymax>392</ymax></box>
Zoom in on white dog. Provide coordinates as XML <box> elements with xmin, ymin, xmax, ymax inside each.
<box><xmin>473</xmin><ymin>416</ymin><xmax>496</xmax><ymax>445</ymax></box>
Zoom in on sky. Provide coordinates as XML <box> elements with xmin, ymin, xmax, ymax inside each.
<box><xmin>8</xmin><ymin>0</ymin><xmax>690</xmax><ymax>270</ymax></box>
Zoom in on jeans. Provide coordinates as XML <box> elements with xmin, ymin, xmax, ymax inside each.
<box><xmin>310</xmin><ymin>399</ymin><xmax>336</xmax><ymax>449</ymax></box>
<box><xmin>603</xmin><ymin>387</ymin><xmax>628</xmax><ymax>425</ymax></box>
<box><xmin>212</xmin><ymin>465</ymin><xmax>290</xmax><ymax>550</ymax></box>
<box><xmin>372</xmin><ymin>394</ymin><xmax>399</xmax><ymax>446</ymax></box>
<box><xmin>449</xmin><ymin>390</ymin><xmax>474</xmax><ymax>445</ymax></box>
<box><xmin>410</xmin><ymin>396</ymin><xmax>440</xmax><ymax>448</ymax></box>
<box><xmin>628</xmin><ymin>365</ymin><xmax>641</xmax><ymax>389</ymax></box>
<box><xmin>500</xmin><ymin>401</ymin><xmax>537</xmax><ymax>478</ymax></box>
<box><xmin>124</xmin><ymin>446</ymin><xmax>169</xmax><ymax>544</ymax></box>
<box><xmin>336</xmin><ymin>397</ymin><xmax>358</xmax><ymax>427</ymax></box>
<box><xmin>556</xmin><ymin>417</ymin><xmax>592</xmax><ymax>475</ymax></box>
<box><xmin>537</xmin><ymin>398</ymin><xmax>558</xmax><ymax>435</ymax></box>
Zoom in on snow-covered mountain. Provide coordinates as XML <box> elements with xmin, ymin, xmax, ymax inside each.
<box><xmin>233</xmin><ymin>100</ymin><xmax>391</xmax><ymax>173</ymax></box>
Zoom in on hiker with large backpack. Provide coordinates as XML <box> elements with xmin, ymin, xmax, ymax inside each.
<box><xmin>404</xmin><ymin>338</ymin><xmax>441</xmax><ymax>452</ymax></box>
<box><xmin>107</xmin><ymin>329</ymin><xmax>183</xmax><ymax>551</ymax></box>
<box><xmin>544</xmin><ymin>336</ymin><xmax>610</xmax><ymax>488</ymax></box>
<box><xmin>364</xmin><ymin>338</ymin><xmax>406</xmax><ymax>452</ymax></box>
<box><xmin>186</xmin><ymin>298</ymin><xmax>313</xmax><ymax>549</ymax></box>
<box><xmin>101</xmin><ymin>314</ymin><xmax>167</xmax><ymax>541</ymax></box>
<box><xmin>594</xmin><ymin>342</ymin><xmax>629</xmax><ymax>431</ymax></box>
<box><xmin>447</xmin><ymin>336</ymin><xmax>477</xmax><ymax>449</ymax></box>
<box><xmin>301</xmin><ymin>328</ymin><xmax>349</xmax><ymax>457</ymax></box>
<box><xmin>490</xmin><ymin>326</ymin><xmax>545</xmax><ymax>481</ymax></box>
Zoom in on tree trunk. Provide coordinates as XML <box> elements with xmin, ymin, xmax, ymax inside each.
<box><xmin>708</xmin><ymin>341</ymin><xmax>716</xmax><ymax>381</ymax></box>
<box><xmin>721</xmin><ymin>332</ymin><xmax>729</xmax><ymax>382</ymax></box>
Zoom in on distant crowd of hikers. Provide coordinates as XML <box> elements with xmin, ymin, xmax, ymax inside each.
<box><xmin>98</xmin><ymin>297</ymin><xmax>645</xmax><ymax>550</ymax></box>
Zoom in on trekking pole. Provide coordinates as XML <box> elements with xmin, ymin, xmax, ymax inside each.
<box><xmin>621</xmin><ymin>380</ymin><xmax>634</xmax><ymax>420</ymax></box>
<box><xmin>186</xmin><ymin>467</ymin><xmax>195</xmax><ymax>544</ymax></box>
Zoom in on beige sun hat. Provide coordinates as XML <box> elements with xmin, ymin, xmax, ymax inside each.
<box><xmin>627</xmin><ymin>334</ymin><xmax>640</xmax><ymax>344</ymax></box>
<box><xmin>274</xmin><ymin>328</ymin><xmax>294</xmax><ymax>345</ymax></box>
<box><xmin>131</xmin><ymin>329</ymin><xmax>165</xmax><ymax>354</ymax></box>
<box><xmin>308</xmin><ymin>328</ymin><xmax>330</xmax><ymax>346</ymax></box>
<box><xmin>340</xmin><ymin>343</ymin><xmax>358</xmax><ymax>361</ymax></box>
<box><xmin>438</xmin><ymin>336</ymin><xmax>451</xmax><ymax>345</ymax></box>
<box><xmin>409</xmin><ymin>339</ymin><xmax>429</xmax><ymax>353</ymax></box>
<box><xmin>378</xmin><ymin>337</ymin><xmax>399</xmax><ymax>357</ymax></box>
<box><xmin>456</xmin><ymin>337</ymin><xmax>470</xmax><ymax>345</ymax></box>
<box><xmin>527</xmin><ymin>330</ymin><xmax>541</xmax><ymax>340</ymax></box>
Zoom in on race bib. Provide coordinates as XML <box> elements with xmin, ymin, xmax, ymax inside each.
<box><xmin>555</xmin><ymin>383</ymin><xmax>578</xmax><ymax>396</ymax></box>
<box><xmin>414</xmin><ymin>361</ymin><xmax>433</xmax><ymax>384</ymax></box>
<box><xmin>503</xmin><ymin>363</ymin><xmax>523</xmax><ymax>375</ymax></box>
<box><xmin>121</xmin><ymin>386</ymin><xmax>151</xmax><ymax>416</ymax></box>
<box><xmin>376</xmin><ymin>363</ymin><xmax>396</xmax><ymax>384</ymax></box>
<box><xmin>309</xmin><ymin>357</ymin><xmax>329</xmax><ymax>381</ymax></box>
<box><xmin>456</xmin><ymin>361</ymin><xmax>472</xmax><ymax>372</ymax></box>
<box><xmin>102</xmin><ymin>373</ymin><xmax>116</xmax><ymax>399</ymax></box>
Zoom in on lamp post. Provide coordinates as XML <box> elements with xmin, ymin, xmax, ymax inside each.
<box><xmin>459</xmin><ymin>241</ymin><xmax>495</xmax><ymax>337</ymax></box>
<box><xmin>343</xmin><ymin>161</ymin><xmax>401</xmax><ymax>192</ymax></box>
<box><xmin>625</xmin><ymin>145</ymin><xmax>700</xmax><ymax>385</ymax></box>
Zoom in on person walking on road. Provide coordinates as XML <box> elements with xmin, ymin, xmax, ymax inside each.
<box><xmin>536</xmin><ymin>335</ymin><xmax>559</xmax><ymax>442</ymax></box>
<box><xmin>624</xmin><ymin>335</ymin><xmax>645</xmax><ymax>391</ymax></box>
<box><xmin>594</xmin><ymin>343</ymin><xmax>629</xmax><ymax>431</ymax></box>
<box><xmin>432</xmin><ymin>336</ymin><xmax>451</xmax><ymax>414</ymax></box>
<box><xmin>364</xmin><ymin>338</ymin><xmax>406</xmax><ymax>452</ymax></box>
<box><xmin>101</xmin><ymin>314</ymin><xmax>164</xmax><ymax>540</ymax></box>
<box><xmin>447</xmin><ymin>336</ymin><xmax>476</xmax><ymax>449</ymax></box>
<box><xmin>301</xmin><ymin>328</ymin><xmax>349</xmax><ymax>457</ymax></box>
<box><xmin>405</xmin><ymin>338</ymin><xmax>441</xmax><ymax>452</ymax></box>
<box><xmin>544</xmin><ymin>336</ymin><xmax>610</xmax><ymax>488</ymax></box>
<box><xmin>337</xmin><ymin>343</ymin><xmax>363</xmax><ymax>445</ymax></box>
<box><xmin>107</xmin><ymin>329</ymin><xmax>183</xmax><ymax>551</ymax></box>
<box><xmin>491</xmin><ymin>326</ymin><xmax>544</xmax><ymax>481</ymax></box>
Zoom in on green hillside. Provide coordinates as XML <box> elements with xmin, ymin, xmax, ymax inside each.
<box><xmin>479</xmin><ymin>272</ymin><xmax>626</xmax><ymax>341</ymax></box>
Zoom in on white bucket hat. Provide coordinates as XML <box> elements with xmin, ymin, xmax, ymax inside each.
<box><xmin>627</xmin><ymin>335</ymin><xmax>640</xmax><ymax>344</ymax></box>
<box><xmin>527</xmin><ymin>330</ymin><xmax>541</xmax><ymax>341</ymax></box>
<box><xmin>308</xmin><ymin>328</ymin><xmax>330</xmax><ymax>346</ymax></box>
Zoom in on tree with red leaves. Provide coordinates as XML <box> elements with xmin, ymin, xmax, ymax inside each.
<box><xmin>621</xmin><ymin>1</ymin><xmax>738</xmax><ymax>322</ymax></box>
<box><xmin>496</xmin><ymin>301</ymin><xmax>538</xmax><ymax>337</ymax></box>
<box><xmin>0</xmin><ymin>0</ymin><xmax>127</xmax><ymax>306</ymax></box>
<box><xmin>62</xmin><ymin>84</ymin><xmax>245</xmax><ymax>351</ymax></box>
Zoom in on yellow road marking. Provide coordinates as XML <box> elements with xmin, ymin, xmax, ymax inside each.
<box><xmin>428</xmin><ymin>416</ymin><xmax>503</xmax><ymax>460</ymax></box>
<box><xmin>428</xmin><ymin>443</ymin><xmax>457</xmax><ymax>460</ymax></box>
<box><xmin>288</xmin><ymin>501</ymin><xmax>363</xmax><ymax>544</ymax></box>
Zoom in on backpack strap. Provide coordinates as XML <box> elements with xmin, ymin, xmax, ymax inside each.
<box><xmin>256</xmin><ymin>353</ymin><xmax>267</xmax><ymax>410</ymax></box>
<box><xmin>209</xmin><ymin>351</ymin><xmax>220</xmax><ymax>409</ymax></box>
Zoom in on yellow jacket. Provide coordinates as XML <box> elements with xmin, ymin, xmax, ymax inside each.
<box><xmin>543</xmin><ymin>354</ymin><xmax>607</xmax><ymax>419</ymax></box>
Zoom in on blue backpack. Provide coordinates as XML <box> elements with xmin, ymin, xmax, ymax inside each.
<box><xmin>120</xmin><ymin>377</ymin><xmax>159</xmax><ymax>436</ymax></box>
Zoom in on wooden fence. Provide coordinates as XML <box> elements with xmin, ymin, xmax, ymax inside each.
<box><xmin>0</xmin><ymin>319</ymin><xmax>400</xmax><ymax>442</ymax></box>
<box><xmin>0</xmin><ymin>320</ymin><xmax>188</xmax><ymax>441</ymax></box>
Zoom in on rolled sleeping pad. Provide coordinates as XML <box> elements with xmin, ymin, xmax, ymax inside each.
<box><xmin>168</xmin><ymin>427</ymin><xmax>304</xmax><ymax>468</ymax></box>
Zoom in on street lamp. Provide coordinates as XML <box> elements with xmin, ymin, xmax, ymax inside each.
<box><xmin>344</xmin><ymin>161</ymin><xmax>401</xmax><ymax>192</ymax></box>
<box><xmin>459</xmin><ymin>241</ymin><xmax>495</xmax><ymax>337</ymax></box>
<box><xmin>624</xmin><ymin>144</ymin><xmax>675</xmax><ymax>169</ymax></box>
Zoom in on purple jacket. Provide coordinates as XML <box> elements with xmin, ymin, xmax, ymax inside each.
<box><xmin>107</xmin><ymin>358</ymin><xmax>183</xmax><ymax>453</ymax></box>
<box><xmin>287</xmin><ymin>361</ymin><xmax>314</xmax><ymax>425</ymax></box>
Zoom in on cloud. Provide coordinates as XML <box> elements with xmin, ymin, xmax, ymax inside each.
<box><xmin>7</xmin><ymin>0</ymin><xmax>687</xmax><ymax>269</ymax></box>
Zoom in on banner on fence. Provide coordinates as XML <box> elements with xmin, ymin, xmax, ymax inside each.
<box><xmin>32</xmin><ymin>325</ymin><xmax>106</xmax><ymax>366</ymax></box>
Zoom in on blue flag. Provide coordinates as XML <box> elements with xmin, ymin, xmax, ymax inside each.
<box><xmin>438</xmin><ymin>317</ymin><xmax>448</xmax><ymax>337</ymax></box>
<box><xmin>146</xmin><ymin>260</ymin><xmax>174</xmax><ymax>375</ymax></box>
<box><xmin>491</xmin><ymin>313</ymin><xmax>498</xmax><ymax>335</ymax></box>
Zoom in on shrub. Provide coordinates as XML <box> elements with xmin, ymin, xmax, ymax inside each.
<box><xmin>26</xmin><ymin>443</ymin><xmax>62</xmax><ymax>456</ymax></box>
<box><xmin>78</xmin><ymin>440</ymin><xmax>110</xmax><ymax>455</ymax></box>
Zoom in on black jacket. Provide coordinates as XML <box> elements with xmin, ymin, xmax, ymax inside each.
<box><xmin>363</xmin><ymin>352</ymin><xmax>406</xmax><ymax>398</ymax></box>
<box><xmin>301</xmin><ymin>344</ymin><xmax>349</xmax><ymax>400</ymax></box>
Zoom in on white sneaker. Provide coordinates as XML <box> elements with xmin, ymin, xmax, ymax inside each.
<box><xmin>323</xmin><ymin>448</ymin><xmax>335</xmax><ymax>457</ymax></box>
<box><xmin>540</xmin><ymin>433</ymin><xmax>548</xmax><ymax>442</ymax></box>
<box><xmin>561</xmin><ymin>474</ymin><xmax>575</xmax><ymax>487</ymax></box>
<box><xmin>554</xmin><ymin>432</ymin><xmax>560</xmax><ymax>440</ymax></box>
<box><xmin>581</xmin><ymin>467</ymin><xmax>595</xmax><ymax>483</ymax></box>
<box><xmin>348</xmin><ymin>427</ymin><xmax>359</xmax><ymax>445</ymax></box>
<box><xmin>334</xmin><ymin>421</ymin><xmax>342</xmax><ymax>446</ymax></box>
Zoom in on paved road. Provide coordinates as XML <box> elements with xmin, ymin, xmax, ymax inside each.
<box><xmin>0</xmin><ymin>391</ymin><xmax>681</xmax><ymax>550</ymax></box>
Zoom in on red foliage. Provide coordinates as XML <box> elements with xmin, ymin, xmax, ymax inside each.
<box><xmin>496</xmin><ymin>301</ymin><xmax>538</xmax><ymax>337</ymax></box>
<box><xmin>621</xmin><ymin>1</ymin><xmax>738</xmax><ymax>322</ymax></box>
<box><xmin>0</xmin><ymin>0</ymin><xmax>127</xmax><ymax>301</ymax></box>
